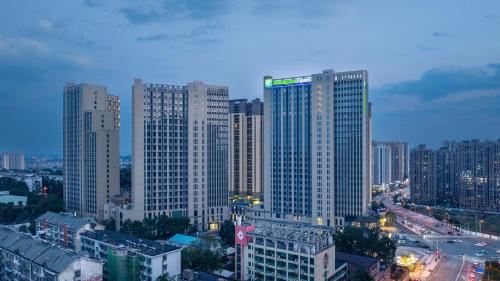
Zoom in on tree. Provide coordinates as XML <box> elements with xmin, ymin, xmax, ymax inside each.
<box><xmin>104</xmin><ymin>218</ymin><xmax>116</xmax><ymax>231</ymax></box>
<box><xmin>181</xmin><ymin>240</ymin><xmax>224</xmax><ymax>271</ymax></box>
<box><xmin>156</xmin><ymin>273</ymin><xmax>176</xmax><ymax>281</ymax></box>
<box><xmin>485</xmin><ymin>261</ymin><xmax>500</xmax><ymax>281</ymax></box>
<box><xmin>219</xmin><ymin>220</ymin><xmax>235</xmax><ymax>246</ymax></box>
<box><xmin>120</xmin><ymin>215</ymin><xmax>191</xmax><ymax>240</ymax></box>
<box><xmin>349</xmin><ymin>267</ymin><xmax>374</xmax><ymax>281</ymax></box>
<box><xmin>42</xmin><ymin>177</ymin><xmax>63</xmax><ymax>197</ymax></box>
<box><xmin>384</xmin><ymin>212</ymin><xmax>397</xmax><ymax>226</ymax></box>
<box><xmin>334</xmin><ymin>226</ymin><xmax>396</xmax><ymax>263</ymax></box>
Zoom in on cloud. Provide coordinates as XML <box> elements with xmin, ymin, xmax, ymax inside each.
<box><xmin>0</xmin><ymin>49</ymin><xmax>89</xmax><ymax>154</ymax></box>
<box><xmin>37</xmin><ymin>19</ymin><xmax>55</xmax><ymax>33</ymax></box>
<box><xmin>432</xmin><ymin>31</ymin><xmax>449</xmax><ymax>37</ymax></box>
<box><xmin>120</xmin><ymin>0</ymin><xmax>231</xmax><ymax>24</ymax></box>
<box><xmin>420</xmin><ymin>46</ymin><xmax>437</xmax><ymax>52</ymax></box>
<box><xmin>120</xmin><ymin>7</ymin><xmax>161</xmax><ymax>24</ymax></box>
<box><xmin>84</xmin><ymin>0</ymin><xmax>103</xmax><ymax>8</ymax></box>
<box><xmin>137</xmin><ymin>24</ymin><xmax>222</xmax><ymax>45</ymax></box>
<box><xmin>434</xmin><ymin>88</ymin><xmax>500</xmax><ymax>103</ymax></box>
<box><xmin>136</xmin><ymin>33</ymin><xmax>170</xmax><ymax>42</ymax></box>
<box><xmin>372</xmin><ymin>63</ymin><xmax>500</xmax><ymax>147</ymax></box>
<box><xmin>0</xmin><ymin>36</ymin><xmax>50</xmax><ymax>56</ymax></box>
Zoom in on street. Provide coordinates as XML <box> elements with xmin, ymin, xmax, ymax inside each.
<box><xmin>377</xmin><ymin>193</ymin><xmax>499</xmax><ymax>281</ymax></box>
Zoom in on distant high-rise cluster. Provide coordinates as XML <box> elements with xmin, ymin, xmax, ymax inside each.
<box><xmin>63</xmin><ymin>83</ymin><xmax>121</xmax><ymax>221</ymax></box>
<box><xmin>228</xmin><ymin>98</ymin><xmax>263</xmax><ymax>200</ymax></box>
<box><xmin>0</xmin><ymin>152</ymin><xmax>25</xmax><ymax>170</ymax></box>
<box><xmin>372</xmin><ymin>141</ymin><xmax>409</xmax><ymax>186</ymax></box>
<box><xmin>410</xmin><ymin>139</ymin><xmax>500</xmax><ymax>211</ymax></box>
<box><xmin>132</xmin><ymin>79</ymin><xmax>229</xmax><ymax>230</ymax></box>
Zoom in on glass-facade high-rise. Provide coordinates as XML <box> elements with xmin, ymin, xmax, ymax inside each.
<box><xmin>263</xmin><ymin>69</ymin><xmax>371</xmax><ymax>226</ymax></box>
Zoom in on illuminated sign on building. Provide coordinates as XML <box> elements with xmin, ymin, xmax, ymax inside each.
<box><xmin>264</xmin><ymin>76</ymin><xmax>312</xmax><ymax>88</ymax></box>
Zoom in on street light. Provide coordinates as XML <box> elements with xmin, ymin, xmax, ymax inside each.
<box><xmin>479</xmin><ymin>220</ymin><xmax>484</xmax><ymax>234</ymax></box>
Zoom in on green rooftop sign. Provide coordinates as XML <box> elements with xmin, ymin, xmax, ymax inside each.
<box><xmin>265</xmin><ymin>76</ymin><xmax>311</xmax><ymax>88</ymax></box>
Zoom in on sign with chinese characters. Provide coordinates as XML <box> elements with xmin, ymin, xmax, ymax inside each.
<box><xmin>264</xmin><ymin>76</ymin><xmax>312</xmax><ymax>88</ymax></box>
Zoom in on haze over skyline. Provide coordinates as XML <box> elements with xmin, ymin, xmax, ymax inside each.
<box><xmin>1</xmin><ymin>0</ymin><xmax>500</xmax><ymax>155</ymax></box>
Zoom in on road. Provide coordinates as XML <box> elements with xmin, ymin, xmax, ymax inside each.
<box><xmin>428</xmin><ymin>255</ymin><xmax>462</xmax><ymax>281</ymax></box>
<box><xmin>377</xmin><ymin>192</ymin><xmax>499</xmax><ymax>281</ymax></box>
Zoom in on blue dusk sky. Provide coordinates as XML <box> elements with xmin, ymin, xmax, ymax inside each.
<box><xmin>1</xmin><ymin>0</ymin><xmax>500</xmax><ymax>155</ymax></box>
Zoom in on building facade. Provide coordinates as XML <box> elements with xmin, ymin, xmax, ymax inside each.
<box><xmin>234</xmin><ymin>219</ymin><xmax>346</xmax><ymax>281</ymax></box>
<box><xmin>0</xmin><ymin>227</ymin><xmax>103</xmax><ymax>281</ymax></box>
<box><xmin>435</xmin><ymin>146</ymin><xmax>452</xmax><ymax>205</ymax></box>
<box><xmin>410</xmin><ymin>145</ymin><xmax>436</xmax><ymax>205</ymax></box>
<box><xmin>35</xmin><ymin>211</ymin><xmax>103</xmax><ymax>251</ymax></box>
<box><xmin>80</xmin><ymin>230</ymin><xmax>181</xmax><ymax>281</ymax></box>
<box><xmin>229</xmin><ymin>98</ymin><xmax>263</xmax><ymax>200</ymax></box>
<box><xmin>409</xmin><ymin>139</ymin><xmax>500</xmax><ymax>211</ymax></box>
<box><xmin>63</xmin><ymin>83</ymin><xmax>121</xmax><ymax>221</ymax></box>
<box><xmin>0</xmin><ymin>152</ymin><xmax>25</xmax><ymax>170</ymax></box>
<box><xmin>453</xmin><ymin>140</ymin><xmax>500</xmax><ymax>211</ymax></box>
<box><xmin>132</xmin><ymin>79</ymin><xmax>229</xmax><ymax>230</ymax></box>
<box><xmin>263</xmin><ymin>69</ymin><xmax>371</xmax><ymax>226</ymax></box>
<box><xmin>372</xmin><ymin>141</ymin><xmax>392</xmax><ymax>186</ymax></box>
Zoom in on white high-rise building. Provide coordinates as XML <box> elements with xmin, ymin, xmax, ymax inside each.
<box><xmin>372</xmin><ymin>141</ymin><xmax>392</xmax><ymax>186</ymax></box>
<box><xmin>0</xmin><ymin>152</ymin><xmax>25</xmax><ymax>170</ymax></box>
<box><xmin>132</xmin><ymin>79</ymin><xmax>229</xmax><ymax>230</ymax></box>
<box><xmin>63</xmin><ymin>83</ymin><xmax>120</xmax><ymax>221</ymax></box>
<box><xmin>263</xmin><ymin>69</ymin><xmax>371</xmax><ymax>226</ymax></box>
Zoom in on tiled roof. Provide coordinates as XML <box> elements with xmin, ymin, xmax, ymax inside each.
<box><xmin>335</xmin><ymin>251</ymin><xmax>379</xmax><ymax>268</ymax></box>
<box><xmin>0</xmin><ymin>227</ymin><xmax>80</xmax><ymax>273</ymax></box>
<box><xmin>81</xmin><ymin>230</ymin><xmax>180</xmax><ymax>256</ymax></box>
<box><xmin>35</xmin><ymin>211</ymin><xmax>96</xmax><ymax>230</ymax></box>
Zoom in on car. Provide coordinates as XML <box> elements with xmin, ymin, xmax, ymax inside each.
<box><xmin>453</xmin><ymin>239</ymin><xmax>463</xmax><ymax>243</ymax></box>
<box><xmin>475</xmin><ymin>242</ymin><xmax>485</xmax><ymax>247</ymax></box>
<box><xmin>447</xmin><ymin>240</ymin><xmax>455</xmax><ymax>244</ymax></box>
<box><xmin>475</xmin><ymin>252</ymin><xmax>484</xmax><ymax>257</ymax></box>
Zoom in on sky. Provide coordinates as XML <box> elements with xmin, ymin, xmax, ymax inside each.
<box><xmin>1</xmin><ymin>0</ymin><xmax>500</xmax><ymax>155</ymax></box>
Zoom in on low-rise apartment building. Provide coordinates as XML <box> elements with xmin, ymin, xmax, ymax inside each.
<box><xmin>35</xmin><ymin>211</ymin><xmax>103</xmax><ymax>251</ymax></box>
<box><xmin>80</xmin><ymin>230</ymin><xmax>181</xmax><ymax>281</ymax></box>
<box><xmin>0</xmin><ymin>226</ymin><xmax>103</xmax><ymax>281</ymax></box>
<box><xmin>235</xmin><ymin>219</ymin><xmax>347</xmax><ymax>281</ymax></box>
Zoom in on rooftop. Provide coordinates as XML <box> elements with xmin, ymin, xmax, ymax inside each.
<box><xmin>168</xmin><ymin>234</ymin><xmax>199</xmax><ymax>247</ymax></box>
<box><xmin>81</xmin><ymin>230</ymin><xmax>180</xmax><ymax>256</ymax></box>
<box><xmin>0</xmin><ymin>226</ymin><xmax>82</xmax><ymax>273</ymax></box>
<box><xmin>246</xmin><ymin>220</ymin><xmax>334</xmax><ymax>253</ymax></box>
<box><xmin>335</xmin><ymin>251</ymin><xmax>379</xmax><ymax>268</ymax></box>
<box><xmin>36</xmin><ymin>211</ymin><xmax>97</xmax><ymax>230</ymax></box>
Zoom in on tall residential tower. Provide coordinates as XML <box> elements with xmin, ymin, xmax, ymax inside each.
<box><xmin>63</xmin><ymin>83</ymin><xmax>120</xmax><ymax>221</ymax></box>
<box><xmin>263</xmin><ymin>69</ymin><xmax>371</xmax><ymax>226</ymax></box>
<box><xmin>132</xmin><ymin>79</ymin><xmax>229</xmax><ymax>230</ymax></box>
<box><xmin>228</xmin><ymin>99</ymin><xmax>263</xmax><ymax>200</ymax></box>
<box><xmin>372</xmin><ymin>141</ymin><xmax>392</xmax><ymax>186</ymax></box>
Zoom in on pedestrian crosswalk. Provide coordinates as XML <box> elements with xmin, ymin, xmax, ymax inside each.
<box><xmin>446</xmin><ymin>254</ymin><xmax>485</xmax><ymax>263</ymax></box>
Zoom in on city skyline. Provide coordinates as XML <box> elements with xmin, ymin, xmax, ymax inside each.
<box><xmin>2</xmin><ymin>1</ymin><xmax>500</xmax><ymax>154</ymax></box>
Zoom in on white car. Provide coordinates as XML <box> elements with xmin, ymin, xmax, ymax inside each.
<box><xmin>453</xmin><ymin>239</ymin><xmax>463</xmax><ymax>243</ymax></box>
<box><xmin>475</xmin><ymin>242</ymin><xmax>486</xmax><ymax>247</ymax></box>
